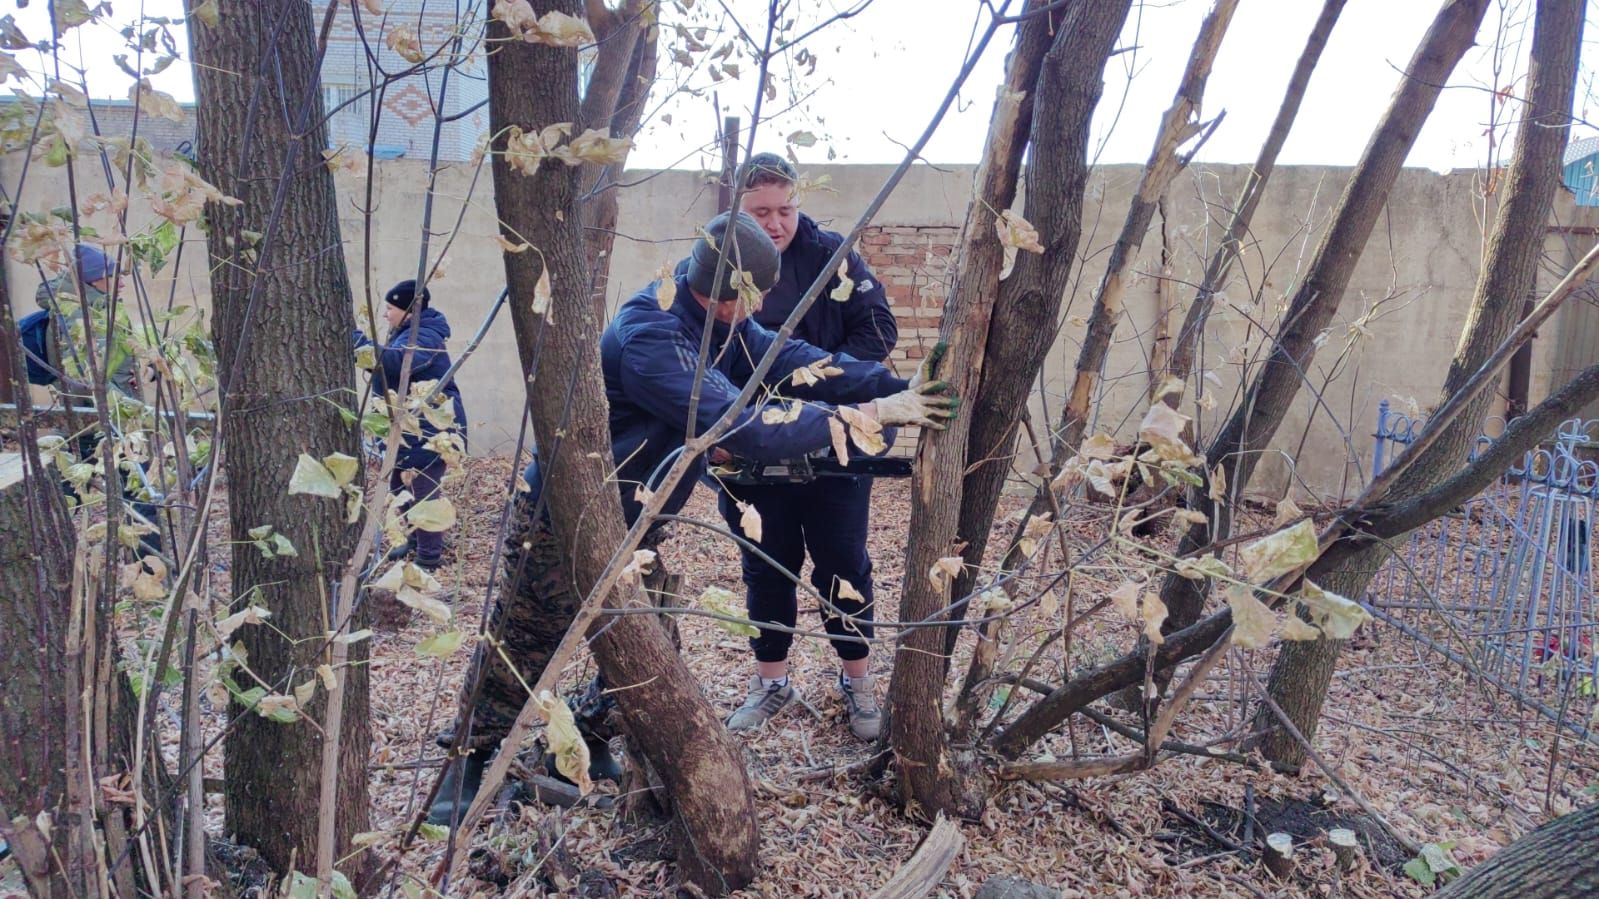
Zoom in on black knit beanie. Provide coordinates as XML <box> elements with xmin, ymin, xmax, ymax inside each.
<box><xmin>685</xmin><ymin>212</ymin><xmax>781</xmax><ymax>301</ymax></box>
<box><xmin>385</xmin><ymin>279</ymin><xmax>430</xmax><ymax>311</ymax></box>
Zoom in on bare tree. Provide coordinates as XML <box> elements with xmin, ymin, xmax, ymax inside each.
<box><xmin>1159</xmin><ymin>0</ymin><xmax>1349</xmax><ymax>401</ymax></box>
<box><xmin>1253</xmin><ymin>0</ymin><xmax>1584</xmax><ymax>772</ymax></box>
<box><xmin>885</xmin><ymin>0</ymin><xmax>1132</xmax><ymax>819</ymax></box>
<box><xmin>1149</xmin><ymin>0</ymin><xmax>1495</xmax><ymax>645</ymax></box>
<box><xmin>1055</xmin><ymin>0</ymin><xmax>1237</xmax><ymax>454</ymax></box>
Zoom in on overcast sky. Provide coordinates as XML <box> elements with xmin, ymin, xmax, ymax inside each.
<box><xmin>10</xmin><ymin>0</ymin><xmax>1597</xmax><ymax>173</ymax></box>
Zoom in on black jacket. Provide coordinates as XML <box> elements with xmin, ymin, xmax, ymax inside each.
<box><xmin>753</xmin><ymin>213</ymin><xmax>897</xmax><ymax>362</ymax></box>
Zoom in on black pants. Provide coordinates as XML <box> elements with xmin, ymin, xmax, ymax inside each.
<box><xmin>392</xmin><ymin>455</ymin><xmax>448</xmax><ymax>564</ymax></box>
<box><xmin>718</xmin><ymin>476</ymin><xmax>875</xmax><ymax>663</ymax></box>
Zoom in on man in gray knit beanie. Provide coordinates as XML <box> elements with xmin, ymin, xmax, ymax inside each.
<box><xmin>685</xmin><ymin>211</ymin><xmax>782</xmax><ymax>310</ymax></box>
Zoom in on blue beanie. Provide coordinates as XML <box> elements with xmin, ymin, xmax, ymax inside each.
<box><xmin>75</xmin><ymin>245</ymin><xmax>113</xmax><ymax>284</ymax></box>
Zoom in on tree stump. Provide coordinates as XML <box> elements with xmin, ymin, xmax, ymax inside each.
<box><xmin>1327</xmin><ymin>827</ymin><xmax>1360</xmax><ymax>872</ymax></box>
<box><xmin>1262</xmin><ymin>833</ymin><xmax>1296</xmax><ymax>879</ymax></box>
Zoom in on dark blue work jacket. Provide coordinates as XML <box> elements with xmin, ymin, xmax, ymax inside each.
<box><xmin>355</xmin><ymin>306</ymin><xmax>467</xmax><ymax>468</ymax></box>
<box><xmin>525</xmin><ymin>275</ymin><xmax>907</xmax><ymax>524</ymax></box>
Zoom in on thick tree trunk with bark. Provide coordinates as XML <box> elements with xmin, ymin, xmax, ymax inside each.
<box><xmin>190</xmin><ymin>0</ymin><xmax>368</xmax><ymax>873</ymax></box>
<box><xmin>944</xmin><ymin>0</ymin><xmax>1132</xmax><ymax>722</ymax></box>
<box><xmin>1158</xmin><ymin>0</ymin><xmax>1492</xmax><ymax>639</ymax></box>
<box><xmin>0</xmin><ymin>457</ymin><xmax>86</xmax><ymax>898</ymax></box>
<box><xmin>1056</xmin><ymin>0</ymin><xmax>1238</xmax><ymax>454</ymax></box>
<box><xmin>484</xmin><ymin>5</ymin><xmax>759</xmax><ymax>892</ymax></box>
<box><xmin>0</xmin><ymin>272</ymin><xmax>150</xmax><ymax>896</ymax></box>
<box><xmin>1254</xmin><ymin>0</ymin><xmax>1583</xmax><ymax>772</ymax></box>
<box><xmin>1435</xmin><ymin>803</ymin><xmax>1599</xmax><ymax>898</ymax></box>
<box><xmin>885</xmin><ymin>0</ymin><xmax>1066</xmax><ymax>821</ymax></box>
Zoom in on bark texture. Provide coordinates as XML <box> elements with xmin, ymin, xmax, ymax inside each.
<box><xmin>0</xmin><ymin>451</ymin><xmax>89</xmax><ymax>898</ymax></box>
<box><xmin>1255</xmin><ymin>0</ymin><xmax>1583</xmax><ymax>772</ymax></box>
<box><xmin>884</xmin><ymin>0</ymin><xmax>1066</xmax><ymax>821</ymax></box>
<box><xmin>485</xmin><ymin>3</ymin><xmax>758</xmax><ymax>891</ymax></box>
<box><xmin>945</xmin><ymin>0</ymin><xmax>1132</xmax><ymax>724</ymax></box>
<box><xmin>190</xmin><ymin>0</ymin><xmax>368</xmax><ymax>872</ymax></box>
<box><xmin>1435</xmin><ymin>803</ymin><xmax>1599</xmax><ymax>898</ymax></box>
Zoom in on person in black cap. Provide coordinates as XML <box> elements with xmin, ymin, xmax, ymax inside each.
<box><xmin>354</xmin><ymin>279</ymin><xmax>468</xmax><ymax>571</ymax></box>
<box><xmin>426</xmin><ymin>211</ymin><xmax>955</xmax><ymax>825</ymax></box>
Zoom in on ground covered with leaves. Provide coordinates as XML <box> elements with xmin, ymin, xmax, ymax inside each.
<box><xmin>32</xmin><ymin>456</ymin><xmax>1589</xmax><ymax>899</ymax></box>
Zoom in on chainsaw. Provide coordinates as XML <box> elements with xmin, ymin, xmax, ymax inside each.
<box><xmin>711</xmin><ymin>452</ymin><xmax>913</xmax><ymax>487</ymax></box>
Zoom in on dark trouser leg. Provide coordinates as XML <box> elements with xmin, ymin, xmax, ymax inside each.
<box><xmin>801</xmin><ymin>477</ymin><xmax>875</xmax><ymax>662</ymax></box>
<box><xmin>398</xmin><ymin>457</ymin><xmax>449</xmax><ymax>565</ymax></box>
<box><xmin>720</xmin><ymin>484</ymin><xmax>806</xmax><ymax>664</ymax></box>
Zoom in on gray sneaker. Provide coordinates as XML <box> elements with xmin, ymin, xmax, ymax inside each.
<box><xmin>726</xmin><ymin>676</ymin><xmax>796</xmax><ymax>732</ymax></box>
<box><xmin>841</xmin><ymin>673</ymin><xmax>882</xmax><ymax>741</ymax></box>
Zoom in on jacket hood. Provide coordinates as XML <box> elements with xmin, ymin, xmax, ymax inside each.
<box><xmin>390</xmin><ymin>302</ymin><xmax>454</xmax><ymax>340</ymax></box>
<box><xmin>409</xmin><ymin>305</ymin><xmax>452</xmax><ymax>339</ymax></box>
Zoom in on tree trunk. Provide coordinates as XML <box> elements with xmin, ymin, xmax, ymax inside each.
<box><xmin>1435</xmin><ymin>803</ymin><xmax>1599</xmax><ymax>898</ymax></box>
<box><xmin>0</xmin><ymin>454</ymin><xmax>87</xmax><ymax>897</ymax></box>
<box><xmin>884</xmin><ymin>0</ymin><xmax>1068</xmax><ymax>821</ymax></box>
<box><xmin>1160</xmin><ymin>0</ymin><xmax>1348</xmax><ymax>403</ymax></box>
<box><xmin>1253</xmin><ymin>0</ymin><xmax>1584</xmax><ymax>772</ymax></box>
<box><xmin>944</xmin><ymin>0</ymin><xmax>1132</xmax><ymax>724</ymax></box>
<box><xmin>1056</xmin><ymin>0</ymin><xmax>1238</xmax><ymax>454</ymax></box>
<box><xmin>0</xmin><ymin>260</ymin><xmax>151</xmax><ymax>898</ymax></box>
<box><xmin>484</xmin><ymin>4</ymin><xmax>759</xmax><ymax>892</ymax></box>
<box><xmin>1158</xmin><ymin>0</ymin><xmax>1492</xmax><ymax>639</ymax></box>
<box><xmin>190</xmin><ymin>0</ymin><xmax>368</xmax><ymax>873</ymax></box>
<box><xmin>580</xmin><ymin>0</ymin><xmax>659</xmax><ymax>302</ymax></box>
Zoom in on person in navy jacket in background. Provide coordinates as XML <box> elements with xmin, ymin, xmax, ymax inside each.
<box><xmin>426</xmin><ymin>211</ymin><xmax>951</xmax><ymax>825</ymax></box>
<box><xmin>718</xmin><ymin>153</ymin><xmax>899</xmax><ymax>742</ymax></box>
<box><xmin>355</xmin><ymin>280</ymin><xmax>467</xmax><ymax>571</ymax></box>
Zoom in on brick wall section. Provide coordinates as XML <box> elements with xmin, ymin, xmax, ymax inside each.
<box><xmin>857</xmin><ymin>224</ymin><xmax>959</xmax><ymax>376</ymax></box>
<box><xmin>856</xmin><ymin>224</ymin><xmax>958</xmax><ymax>454</ymax></box>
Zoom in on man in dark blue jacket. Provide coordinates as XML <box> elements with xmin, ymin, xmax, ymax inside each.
<box><xmin>718</xmin><ymin>153</ymin><xmax>899</xmax><ymax>742</ymax></box>
<box><xmin>428</xmin><ymin>211</ymin><xmax>951</xmax><ymax>824</ymax></box>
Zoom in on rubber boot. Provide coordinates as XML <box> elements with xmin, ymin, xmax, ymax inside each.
<box><xmin>383</xmin><ymin>538</ymin><xmax>417</xmax><ymax>564</ymax></box>
<box><xmin>543</xmin><ymin>732</ymin><xmax>623</xmax><ymax>786</ymax></box>
<box><xmin>539</xmin><ymin>677</ymin><xmax>623</xmax><ymax>787</ymax></box>
<box><xmin>427</xmin><ymin>745</ymin><xmax>492</xmax><ymax>826</ymax></box>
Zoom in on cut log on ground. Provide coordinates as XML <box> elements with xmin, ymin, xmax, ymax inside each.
<box><xmin>867</xmin><ymin>815</ymin><xmax>964</xmax><ymax>899</ymax></box>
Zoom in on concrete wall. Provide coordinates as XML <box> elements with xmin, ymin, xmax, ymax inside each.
<box><xmin>7</xmin><ymin>153</ymin><xmax>1595</xmax><ymax>501</ymax></box>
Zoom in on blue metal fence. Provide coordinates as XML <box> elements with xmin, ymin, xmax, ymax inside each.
<box><xmin>1368</xmin><ymin>401</ymin><xmax>1598</xmax><ymax>713</ymax></box>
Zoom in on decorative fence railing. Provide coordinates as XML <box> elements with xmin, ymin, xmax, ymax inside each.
<box><xmin>1367</xmin><ymin>400</ymin><xmax>1597</xmax><ymax>738</ymax></box>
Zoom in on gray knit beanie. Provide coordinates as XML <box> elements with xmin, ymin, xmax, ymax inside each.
<box><xmin>685</xmin><ymin>211</ymin><xmax>781</xmax><ymax>301</ymax></box>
